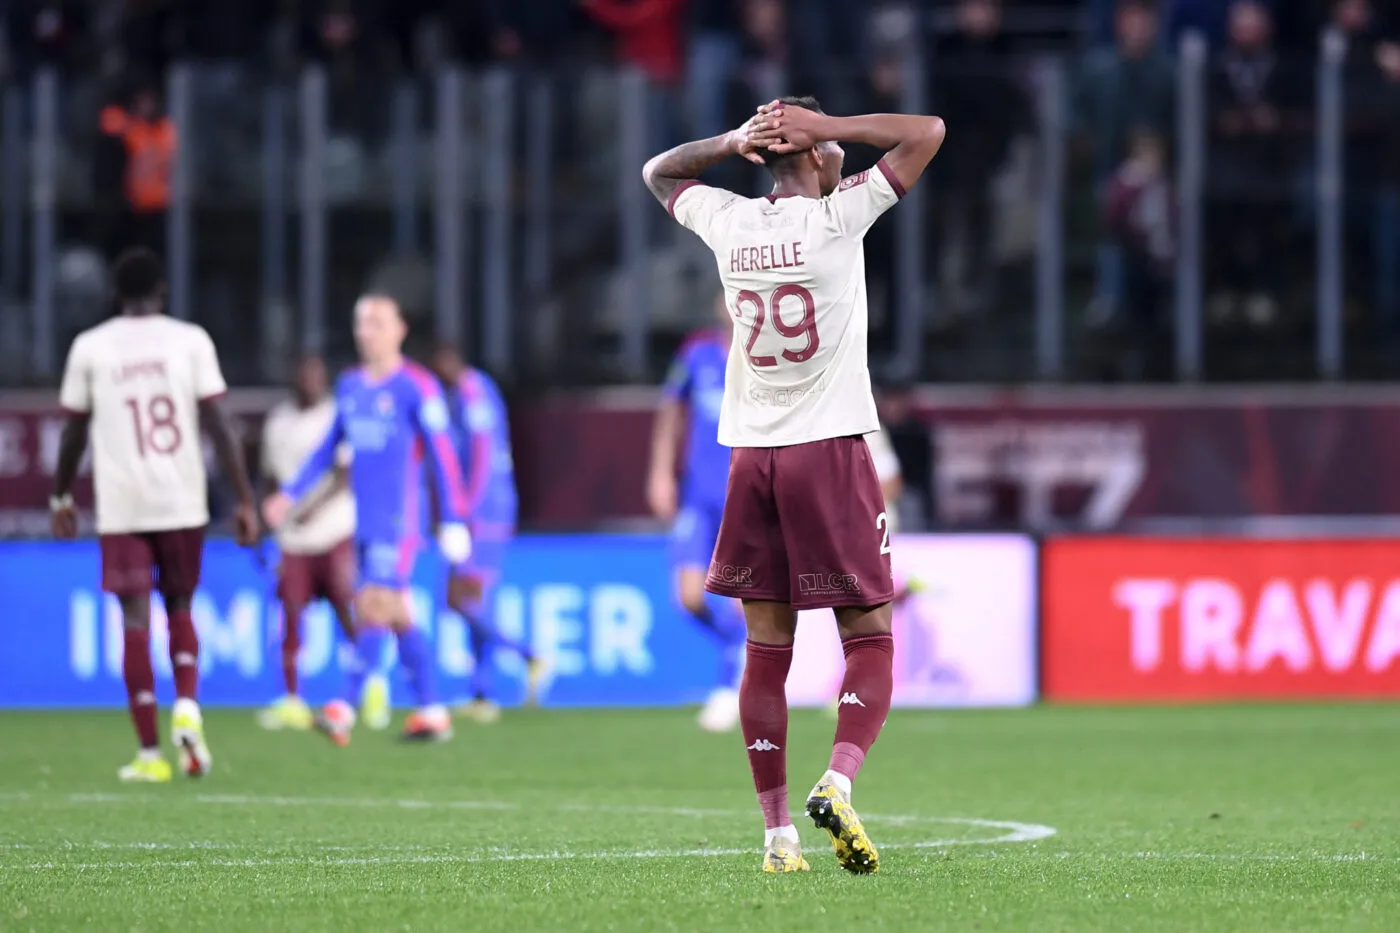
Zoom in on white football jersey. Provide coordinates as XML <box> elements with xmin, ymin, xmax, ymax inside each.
<box><xmin>58</xmin><ymin>315</ymin><xmax>226</xmax><ymax>534</ymax></box>
<box><xmin>670</xmin><ymin>159</ymin><xmax>904</xmax><ymax>447</ymax></box>
<box><xmin>261</xmin><ymin>398</ymin><xmax>355</xmax><ymax>555</ymax></box>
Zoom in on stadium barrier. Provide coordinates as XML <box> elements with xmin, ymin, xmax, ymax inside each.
<box><xmin>0</xmin><ymin>533</ymin><xmax>1038</xmax><ymax>709</ymax></box>
<box><xmin>11</xmin><ymin>385</ymin><xmax>1400</xmax><ymax>535</ymax></box>
<box><xmin>1041</xmin><ymin>537</ymin><xmax>1400</xmax><ymax>701</ymax></box>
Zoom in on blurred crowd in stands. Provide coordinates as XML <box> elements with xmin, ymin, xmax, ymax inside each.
<box><xmin>2</xmin><ymin>0</ymin><xmax>1398</xmax><ymax>384</ymax></box>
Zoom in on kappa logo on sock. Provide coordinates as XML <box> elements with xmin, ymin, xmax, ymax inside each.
<box><xmin>838</xmin><ymin>692</ymin><xmax>866</xmax><ymax>707</ymax></box>
<box><xmin>746</xmin><ymin>738</ymin><xmax>781</xmax><ymax>751</ymax></box>
<box><xmin>134</xmin><ymin>691</ymin><xmax>156</xmax><ymax>705</ymax></box>
<box><xmin>173</xmin><ymin>652</ymin><xmax>197</xmax><ymax>667</ymax></box>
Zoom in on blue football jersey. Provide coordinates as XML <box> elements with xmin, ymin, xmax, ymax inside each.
<box><xmin>663</xmin><ymin>330</ymin><xmax>731</xmax><ymax>506</ymax></box>
<box><xmin>448</xmin><ymin>367</ymin><xmax>518</xmax><ymax>534</ymax></box>
<box><xmin>283</xmin><ymin>361</ymin><xmax>467</xmax><ymax>543</ymax></box>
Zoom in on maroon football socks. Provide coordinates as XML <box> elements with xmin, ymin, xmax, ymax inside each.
<box><xmin>167</xmin><ymin>608</ymin><xmax>200</xmax><ymax>701</ymax></box>
<box><xmin>123</xmin><ymin>627</ymin><xmax>159</xmax><ymax>749</ymax></box>
<box><xmin>829</xmin><ymin>633</ymin><xmax>895</xmax><ymax>783</ymax></box>
<box><xmin>740</xmin><ymin>639</ymin><xmax>794</xmax><ymax>829</ymax></box>
<box><xmin>281</xmin><ymin>603</ymin><xmax>303</xmax><ymax>695</ymax></box>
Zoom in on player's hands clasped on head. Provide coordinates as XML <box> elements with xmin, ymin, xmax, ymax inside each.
<box><xmin>748</xmin><ymin>101</ymin><xmax>824</xmax><ymax>155</ymax></box>
<box><xmin>727</xmin><ymin>114</ymin><xmax>768</xmax><ymax>165</ymax></box>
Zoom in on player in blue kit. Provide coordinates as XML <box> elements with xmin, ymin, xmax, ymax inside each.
<box><xmin>263</xmin><ymin>295</ymin><xmax>472</xmax><ymax>744</ymax></box>
<box><xmin>430</xmin><ymin>343</ymin><xmax>551</xmax><ymax>723</ymax></box>
<box><xmin>646</xmin><ymin>293</ymin><xmax>747</xmax><ymax>732</ymax></box>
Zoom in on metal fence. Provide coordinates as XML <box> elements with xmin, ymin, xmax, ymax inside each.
<box><xmin>0</xmin><ymin>28</ymin><xmax>1386</xmax><ymax>388</ymax></box>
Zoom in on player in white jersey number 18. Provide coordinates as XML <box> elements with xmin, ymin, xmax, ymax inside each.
<box><xmin>52</xmin><ymin>247</ymin><xmax>259</xmax><ymax>784</ymax></box>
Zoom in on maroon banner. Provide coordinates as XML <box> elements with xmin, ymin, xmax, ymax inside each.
<box><xmin>0</xmin><ymin>393</ymin><xmax>272</xmax><ymax>537</ymax></box>
<box><xmin>509</xmin><ymin>386</ymin><xmax>1400</xmax><ymax>529</ymax></box>
<box><xmin>923</xmin><ymin>388</ymin><xmax>1400</xmax><ymax>528</ymax></box>
<box><xmin>5</xmin><ymin>386</ymin><xmax>1400</xmax><ymax>532</ymax></box>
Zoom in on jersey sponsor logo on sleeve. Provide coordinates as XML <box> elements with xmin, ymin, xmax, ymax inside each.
<box><xmin>838</xmin><ymin>171</ymin><xmax>870</xmax><ymax>191</ymax></box>
<box><xmin>419</xmin><ymin>396</ymin><xmax>450</xmax><ymax>432</ymax></box>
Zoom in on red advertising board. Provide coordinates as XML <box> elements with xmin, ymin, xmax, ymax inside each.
<box><xmin>1042</xmin><ymin>538</ymin><xmax>1400</xmax><ymax>700</ymax></box>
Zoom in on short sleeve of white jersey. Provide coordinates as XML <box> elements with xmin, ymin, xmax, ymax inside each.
<box><xmin>866</xmin><ymin>428</ymin><xmax>902</xmax><ymax>483</ymax></box>
<box><xmin>670</xmin><ymin>182</ymin><xmax>741</xmax><ymax>249</ymax></box>
<box><xmin>828</xmin><ymin>159</ymin><xmax>906</xmax><ymax>239</ymax></box>
<box><xmin>190</xmin><ymin>326</ymin><xmax>228</xmax><ymax>401</ymax></box>
<box><xmin>58</xmin><ymin>335</ymin><xmax>93</xmax><ymax>413</ymax></box>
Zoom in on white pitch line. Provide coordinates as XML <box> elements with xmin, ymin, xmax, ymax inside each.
<box><xmin>5</xmin><ymin>850</ymin><xmax>1396</xmax><ymax>872</ymax></box>
<box><xmin>57</xmin><ymin>792</ymin><xmax>515</xmax><ymax>811</ymax></box>
<box><xmin>0</xmin><ymin>790</ymin><xmax>1057</xmax><ymax>869</ymax></box>
<box><xmin>0</xmin><ymin>790</ymin><xmax>1057</xmax><ymax>842</ymax></box>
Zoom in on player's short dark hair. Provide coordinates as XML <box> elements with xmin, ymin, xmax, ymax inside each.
<box><xmin>112</xmin><ymin>247</ymin><xmax>164</xmax><ymax>303</ymax></box>
<box><xmin>758</xmin><ymin>96</ymin><xmax>827</xmax><ymax>168</ymax></box>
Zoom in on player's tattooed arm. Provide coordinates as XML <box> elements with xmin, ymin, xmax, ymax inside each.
<box><xmin>200</xmin><ymin>398</ymin><xmax>259</xmax><ymax>544</ymax></box>
<box><xmin>642</xmin><ymin>121</ymin><xmax>765</xmax><ymax>207</ymax></box>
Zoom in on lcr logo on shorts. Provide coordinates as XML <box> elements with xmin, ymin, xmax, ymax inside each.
<box><xmin>708</xmin><ymin>562</ymin><xmax>755</xmax><ymax>587</ymax></box>
<box><xmin>798</xmin><ymin>573</ymin><xmax>861</xmax><ymax>597</ymax></box>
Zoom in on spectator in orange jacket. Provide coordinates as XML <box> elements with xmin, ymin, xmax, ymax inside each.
<box><xmin>99</xmin><ymin>85</ymin><xmax>176</xmax><ymax>257</ymax></box>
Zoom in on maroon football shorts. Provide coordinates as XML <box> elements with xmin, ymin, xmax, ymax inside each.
<box><xmin>279</xmin><ymin>538</ymin><xmax>355</xmax><ymax>609</ymax></box>
<box><xmin>100</xmin><ymin>526</ymin><xmax>206</xmax><ymax>600</ymax></box>
<box><xmin>705</xmin><ymin>435</ymin><xmax>895</xmax><ymax>610</ymax></box>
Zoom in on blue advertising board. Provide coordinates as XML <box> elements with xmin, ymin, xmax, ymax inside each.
<box><xmin>0</xmin><ymin>535</ymin><xmax>728</xmax><ymax>708</ymax></box>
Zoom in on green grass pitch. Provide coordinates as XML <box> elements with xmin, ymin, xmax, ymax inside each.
<box><xmin>1</xmin><ymin>705</ymin><xmax>1397</xmax><ymax>932</ymax></box>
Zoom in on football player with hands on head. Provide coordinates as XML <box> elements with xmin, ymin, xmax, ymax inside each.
<box><xmin>643</xmin><ymin>96</ymin><xmax>945</xmax><ymax>873</ymax></box>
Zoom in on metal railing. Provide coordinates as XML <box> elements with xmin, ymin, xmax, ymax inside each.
<box><xmin>0</xmin><ymin>34</ymin><xmax>1373</xmax><ymax>387</ymax></box>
